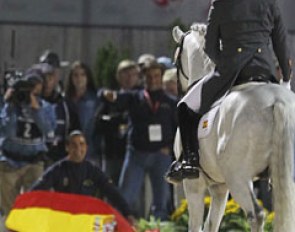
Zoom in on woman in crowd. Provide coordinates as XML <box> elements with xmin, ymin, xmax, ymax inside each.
<box><xmin>65</xmin><ymin>61</ymin><xmax>102</xmax><ymax>162</ymax></box>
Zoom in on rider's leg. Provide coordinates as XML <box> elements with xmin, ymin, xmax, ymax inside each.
<box><xmin>165</xmin><ymin>71</ymin><xmax>226</xmax><ymax>183</ymax></box>
<box><xmin>165</xmin><ymin>102</ymin><xmax>201</xmax><ymax>182</ymax></box>
<box><xmin>178</xmin><ymin>102</ymin><xmax>202</xmax><ymax>178</ymax></box>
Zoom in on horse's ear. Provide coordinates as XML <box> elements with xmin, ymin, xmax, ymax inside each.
<box><xmin>172</xmin><ymin>26</ymin><xmax>184</xmax><ymax>43</ymax></box>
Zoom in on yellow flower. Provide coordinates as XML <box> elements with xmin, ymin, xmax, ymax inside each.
<box><xmin>204</xmin><ymin>196</ymin><xmax>211</xmax><ymax>207</ymax></box>
<box><xmin>266</xmin><ymin>212</ymin><xmax>275</xmax><ymax>223</ymax></box>
<box><xmin>171</xmin><ymin>199</ymin><xmax>188</xmax><ymax>221</ymax></box>
<box><xmin>226</xmin><ymin>198</ymin><xmax>238</xmax><ymax>208</ymax></box>
<box><xmin>224</xmin><ymin>199</ymin><xmax>240</xmax><ymax>215</ymax></box>
<box><xmin>257</xmin><ymin>199</ymin><xmax>263</xmax><ymax>207</ymax></box>
<box><xmin>225</xmin><ymin>207</ymin><xmax>240</xmax><ymax>215</ymax></box>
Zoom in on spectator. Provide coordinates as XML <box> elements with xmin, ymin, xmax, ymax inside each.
<box><xmin>97</xmin><ymin>59</ymin><xmax>140</xmax><ymax>184</ymax></box>
<box><xmin>162</xmin><ymin>68</ymin><xmax>178</xmax><ymax>97</ymax></box>
<box><xmin>30</xmin><ymin>130</ymin><xmax>133</xmax><ymax>220</ymax></box>
<box><xmin>116</xmin><ymin>59</ymin><xmax>141</xmax><ymax>90</ymax></box>
<box><xmin>0</xmin><ymin>72</ymin><xmax>56</xmax><ymax>216</ymax></box>
<box><xmin>157</xmin><ymin>56</ymin><xmax>174</xmax><ymax>70</ymax></box>
<box><xmin>137</xmin><ymin>54</ymin><xmax>156</xmax><ymax>70</ymax></box>
<box><xmin>37</xmin><ymin>54</ymin><xmax>81</xmax><ymax>163</ymax></box>
<box><xmin>102</xmin><ymin>61</ymin><xmax>177</xmax><ymax>220</ymax></box>
<box><xmin>65</xmin><ymin>61</ymin><xmax>102</xmax><ymax>162</ymax></box>
<box><xmin>39</xmin><ymin>50</ymin><xmax>68</xmax><ymax>99</ymax></box>
<box><xmin>137</xmin><ymin>53</ymin><xmax>156</xmax><ymax>87</ymax></box>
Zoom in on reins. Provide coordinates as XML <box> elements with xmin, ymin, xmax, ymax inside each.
<box><xmin>174</xmin><ymin>30</ymin><xmax>191</xmax><ymax>97</ymax></box>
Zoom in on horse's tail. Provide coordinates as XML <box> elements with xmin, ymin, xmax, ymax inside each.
<box><xmin>271</xmin><ymin>101</ymin><xmax>295</xmax><ymax>231</ymax></box>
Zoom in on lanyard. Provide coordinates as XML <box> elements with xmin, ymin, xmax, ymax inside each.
<box><xmin>144</xmin><ymin>90</ymin><xmax>160</xmax><ymax>113</ymax></box>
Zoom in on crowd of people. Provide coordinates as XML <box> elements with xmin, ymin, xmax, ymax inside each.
<box><xmin>0</xmin><ymin>50</ymin><xmax>179</xmax><ymax>224</ymax></box>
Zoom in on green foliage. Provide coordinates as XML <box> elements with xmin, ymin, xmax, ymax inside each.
<box><xmin>135</xmin><ymin>216</ymin><xmax>185</xmax><ymax>232</ymax></box>
<box><xmin>94</xmin><ymin>42</ymin><xmax>129</xmax><ymax>89</ymax></box>
<box><xmin>219</xmin><ymin>212</ymin><xmax>251</xmax><ymax>232</ymax></box>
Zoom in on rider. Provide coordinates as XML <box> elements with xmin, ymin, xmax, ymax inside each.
<box><xmin>166</xmin><ymin>0</ymin><xmax>293</xmax><ymax>182</ymax></box>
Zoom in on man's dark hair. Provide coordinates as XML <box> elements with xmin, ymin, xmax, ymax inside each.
<box><xmin>142</xmin><ymin>61</ymin><xmax>165</xmax><ymax>76</ymax></box>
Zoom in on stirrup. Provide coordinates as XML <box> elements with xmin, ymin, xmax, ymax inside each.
<box><xmin>182</xmin><ymin>164</ymin><xmax>200</xmax><ymax>179</ymax></box>
<box><xmin>181</xmin><ymin>155</ymin><xmax>200</xmax><ymax>179</ymax></box>
<box><xmin>164</xmin><ymin>161</ymin><xmax>184</xmax><ymax>184</ymax></box>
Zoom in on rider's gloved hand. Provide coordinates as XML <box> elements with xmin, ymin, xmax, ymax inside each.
<box><xmin>280</xmin><ymin>79</ymin><xmax>291</xmax><ymax>90</ymax></box>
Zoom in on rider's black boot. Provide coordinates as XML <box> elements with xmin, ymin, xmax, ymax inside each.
<box><xmin>165</xmin><ymin>103</ymin><xmax>201</xmax><ymax>184</ymax></box>
<box><xmin>180</xmin><ymin>103</ymin><xmax>201</xmax><ymax>179</ymax></box>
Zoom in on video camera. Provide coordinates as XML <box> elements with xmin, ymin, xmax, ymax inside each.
<box><xmin>4</xmin><ymin>69</ymin><xmax>36</xmax><ymax>105</ymax></box>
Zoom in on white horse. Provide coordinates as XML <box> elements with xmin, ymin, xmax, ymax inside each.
<box><xmin>172</xmin><ymin>23</ymin><xmax>295</xmax><ymax>232</ymax></box>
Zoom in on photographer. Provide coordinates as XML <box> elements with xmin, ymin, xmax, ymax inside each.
<box><xmin>0</xmin><ymin>71</ymin><xmax>56</xmax><ymax>216</ymax></box>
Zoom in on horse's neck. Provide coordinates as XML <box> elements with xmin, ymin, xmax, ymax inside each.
<box><xmin>187</xmin><ymin>33</ymin><xmax>215</xmax><ymax>86</ymax></box>
<box><xmin>180</xmin><ymin>30</ymin><xmax>215</xmax><ymax>89</ymax></box>
<box><xmin>188</xmin><ymin>56</ymin><xmax>214</xmax><ymax>86</ymax></box>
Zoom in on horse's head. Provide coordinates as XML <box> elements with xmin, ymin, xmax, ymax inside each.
<box><xmin>172</xmin><ymin>23</ymin><xmax>215</xmax><ymax>91</ymax></box>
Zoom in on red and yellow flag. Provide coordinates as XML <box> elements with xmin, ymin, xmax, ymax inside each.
<box><xmin>6</xmin><ymin>191</ymin><xmax>134</xmax><ymax>232</ymax></box>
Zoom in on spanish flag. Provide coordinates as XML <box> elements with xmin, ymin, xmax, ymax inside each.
<box><xmin>6</xmin><ymin>191</ymin><xmax>134</xmax><ymax>232</ymax></box>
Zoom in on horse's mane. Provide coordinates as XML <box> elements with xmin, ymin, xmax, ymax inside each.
<box><xmin>190</xmin><ymin>23</ymin><xmax>207</xmax><ymax>36</ymax></box>
<box><xmin>190</xmin><ymin>22</ymin><xmax>207</xmax><ymax>51</ymax></box>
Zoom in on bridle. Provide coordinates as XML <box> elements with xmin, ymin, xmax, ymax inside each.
<box><xmin>173</xmin><ymin>30</ymin><xmax>191</xmax><ymax>97</ymax></box>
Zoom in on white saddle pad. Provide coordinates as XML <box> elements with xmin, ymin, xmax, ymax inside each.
<box><xmin>198</xmin><ymin>105</ymin><xmax>220</xmax><ymax>139</ymax></box>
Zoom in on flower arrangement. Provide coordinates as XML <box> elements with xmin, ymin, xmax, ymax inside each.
<box><xmin>136</xmin><ymin>197</ymin><xmax>274</xmax><ymax>231</ymax></box>
<box><xmin>171</xmin><ymin>197</ymin><xmax>274</xmax><ymax>232</ymax></box>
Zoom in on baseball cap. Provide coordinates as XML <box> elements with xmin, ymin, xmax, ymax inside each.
<box><xmin>157</xmin><ymin>56</ymin><xmax>174</xmax><ymax>69</ymax></box>
<box><xmin>31</xmin><ymin>63</ymin><xmax>55</xmax><ymax>75</ymax></box>
<box><xmin>163</xmin><ymin>68</ymin><xmax>177</xmax><ymax>83</ymax></box>
<box><xmin>137</xmin><ymin>54</ymin><xmax>156</xmax><ymax>65</ymax></box>
<box><xmin>117</xmin><ymin>59</ymin><xmax>138</xmax><ymax>75</ymax></box>
<box><xmin>39</xmin><ymin>50</ymin><xmax>69</xmax><ymax>68</ymax></box>
<box><xmin>23</xmin><ymin>69</ymin><xmax>43</xmax><ymax>85</ymax></box>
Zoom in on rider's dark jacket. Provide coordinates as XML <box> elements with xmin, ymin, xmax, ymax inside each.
<box><xmin>201</xmin><ymin>0</ymin><xmax>292</xmax><ymax>113</ymax></box>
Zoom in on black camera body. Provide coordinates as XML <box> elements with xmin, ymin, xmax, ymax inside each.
<box><xmin>4</xmin><ymin>69</ymin><xmax>33</xmax><ymax>105</ymax></box>
<box><xmin>12</xmin><ymin>79</ymin><xmax>33</xmax><ymax>105</ymax></box>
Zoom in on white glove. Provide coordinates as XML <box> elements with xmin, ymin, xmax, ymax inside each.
<box><xmin>280</xmin><ymin>79</ymin><xmax>291</xmax><ymax>90</ymax></box>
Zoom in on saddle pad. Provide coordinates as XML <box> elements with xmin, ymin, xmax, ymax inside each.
<box><xmin>197</xmin><ymin>82</ymin><xmax>267</xmax><ymax>139</ymax></box>
<box><xmin>198</xmin><ymin>105</ymin><xmax>220</xmax><ymax>139</ymax></box>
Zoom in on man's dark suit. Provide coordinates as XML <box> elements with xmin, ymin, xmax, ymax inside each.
<box><xmin>199</xmin><ymin>0</ymin><xmax>292</xmax><ymax>114</ymax></box>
